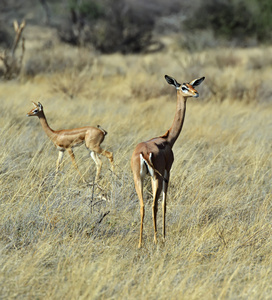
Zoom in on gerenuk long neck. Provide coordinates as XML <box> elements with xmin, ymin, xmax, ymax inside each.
<box><xmin>166</xmin><ymin>90</ymin><xmax>187</xmax><ymax>148</ymax></box>
<box><xmin>38</xmin><ymin>111</ymin><xmax>56</xmax><ymax>140</ymax></box>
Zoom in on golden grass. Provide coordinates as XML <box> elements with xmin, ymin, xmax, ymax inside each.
<box><xmin>0</xmin><ymin>32</ymin><xmax>272</xmax><ymax>299</ymax></box>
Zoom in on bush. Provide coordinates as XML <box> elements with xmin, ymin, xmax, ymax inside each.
<box><xmin>59</xmin><ymin>0</ymin><xmax>159</xmax><ymax>53</ymax></box>
<box><xmin>184</xmin><ymin>0</ymin><xmax>272</xmax><ymax>43</ymax></box>
<box><xmin>91</xmin><ymin>3</ymin><xmax>155</xmax><ymax>53</ymax></box>
<box><xmin>253</xmin><ymin>0</ymin><xmax>272</xmax><ymax>41</ymax></box>
<box><xmin>185</xmin><ymin>0</ymin><xmax>256</xmax><ymax>39</ymax></box>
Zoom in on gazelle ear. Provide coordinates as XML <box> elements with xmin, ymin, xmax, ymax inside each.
<box><xmin>165</xmin><ymin>75</ymin><xmax>181</xmax><ymax>88</ymax></box>
<box><xmin>32</xmin><ymin>101</ymin><xmax>38</xmax><ymax>107</ymax></box>
<box><xmin>189</xmin><ymin>77</ymin><xmax>205</xmax><ymax>87</ymax></box>
<box><xmin>38</xmin><ymin>102</ymin><xmax>43</xmax><ymax>110</ymax></box>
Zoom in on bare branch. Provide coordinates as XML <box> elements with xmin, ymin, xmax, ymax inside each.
<box><xmin>1</xmin><ymin>20</ymin><xmax>26</xmax><ymax>79</ymax></box>
<box><xmin>13</xmin><ymin>20</ymin><xmax>19</xmax><ymax>32</ymax></box>
<box><xmin>11</xmin><ymin>20</ymin><xmax>26</xmax><ymax>57</ymax></box>
<box><xmin>18</xmin><ymin>37</ymin><xmax>25</xmax><ymax>66</ymax></box>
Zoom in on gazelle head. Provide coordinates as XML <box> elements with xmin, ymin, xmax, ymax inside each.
<box><xmin>165</xmin><ymin>75</ymin><xmax>205</xmax><ymax>98</ymax></box>
<box><xmin>26</xmin><ymin>102</ymin><xmax>43</xmax><ymax>117</ymax></box>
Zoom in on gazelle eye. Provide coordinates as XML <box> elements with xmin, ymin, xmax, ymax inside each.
<box><xmin>181</xmin><ymin>86</ymin><xmax>188</xmax><ymax>92</ymax></box>
<box><xmin>33</xmin><ymin>109</ymin><xmax>38</xmax><ymax>113</ymax></box>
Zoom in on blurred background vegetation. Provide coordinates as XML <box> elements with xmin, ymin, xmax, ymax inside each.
<box><xmin>1</xmin><ymin>0</ymin><xmax>272</xmax><ymax>55</ymax></box>
<box><xmin>1</xmin><ymin>0</ymin><xmax>272</xmax><ymax>100</ymax></box>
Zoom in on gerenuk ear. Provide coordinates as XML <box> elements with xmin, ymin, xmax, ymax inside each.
<box><xmin>189</xmin><ymin>77</ymin><xmax>205</xmax><ymax>87</ymax></box>
<box><xmin>38</xmin><ymin>102</ymin><xmax>43</xmax><ymax>110</ymax></box>
<box><xmin>165</xmin><ymin>75</ymin><xmax>181</xmax><ymax>88</ymax></box>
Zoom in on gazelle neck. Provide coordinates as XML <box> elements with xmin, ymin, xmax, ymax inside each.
<box><xmin>166</xmin><ymin>90</ymin><xmax>187</xmax><ymax>148</ymax></box>
<box><xmin>37</xmin><ymin>111</ymin><xmax>55</xmax><ymax>139</ymax></box>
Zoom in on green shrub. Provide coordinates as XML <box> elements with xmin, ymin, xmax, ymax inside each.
<box><xmin>185</xmin><ymin>0</ymin><xmax>256</xmax><ymax>39</ymax></box>
<box><xmin>253</xmin><ymin>0</ymin><xmax>272</xmax><ymax>41</ymax></box>
<box><xmin>59</xmin><ymin>0</ymin><xmax>157</xmax><ymax>53</ymax></box>
<box><xmin>69</xmin><ymin>0</ymin><xmax>104</xmax><ymax>20</ymax></box>
<box><xmin>184</xmin><ymin>0</ymin><xmax>272</xmax><ymax>43</ymax></box>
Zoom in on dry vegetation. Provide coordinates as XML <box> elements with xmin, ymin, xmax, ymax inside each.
<box><xmin>0</xmin><ymin>26</ymin><xmax>272</xmax><ymax>299</ymax></box>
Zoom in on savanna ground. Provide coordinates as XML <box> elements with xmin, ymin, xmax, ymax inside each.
<box><xmin>0</xmin><ymin>25</ymin><xmax>272</xmax><ymax>299</ymax></box>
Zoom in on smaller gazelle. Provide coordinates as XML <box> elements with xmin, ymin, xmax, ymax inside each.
<box><xmin>27</xmin><ymin>102</ymin><xmax>113</xmax><ymax>181</ymax></box>
<box><xmin>131</xmin><ymin>75</ymin><xmax>205</xmax><ymax>248</ymax></box>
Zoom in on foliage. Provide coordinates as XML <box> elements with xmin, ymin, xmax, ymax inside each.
<box><xmin>69</xmin><ymin>0</ymin><xmax>105</xmax><ymax>20</ymax></box>
<box><xmin>59</xmin><ymin>0</ymin><xmax>158</xmax><ymax>53</ymax></box>
<box><xmin>184</xmin><ymin>0</ymin><xmax>272</xmax><ymax>42</ymax></box>
<box><xmin>253</xmin><ymin>0</ymin><xmax>272</xmax><ymax>41</ymax></box>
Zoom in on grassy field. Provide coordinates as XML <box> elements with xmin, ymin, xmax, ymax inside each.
<box><xmin>0</xmin><ymin>26</ymin><xmax>272</xmax><ymax>299</ymax></box>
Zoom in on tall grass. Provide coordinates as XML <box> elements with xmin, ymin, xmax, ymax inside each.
<box><xmin>0</xmin><ymin>36</ymin><xmax>272</xmax><ymax>299</ymax></box>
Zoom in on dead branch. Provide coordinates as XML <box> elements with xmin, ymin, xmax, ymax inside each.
<box><xmin>11</xmin><ymin>20</ymin><xmax>25</xmax><ymax>57</ymax></box>
<box><xmin>0</xmin><ymin>20</ymin><xmax>26</xmax><ymax>79</ymax></box>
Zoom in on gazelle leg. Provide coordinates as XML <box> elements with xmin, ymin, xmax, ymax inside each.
<box><xmin>104</xmin><ymin>150</ymin><xmax>114</xmax><ymax>172</ymax></box>
<box><xmin>151</xmin><ymin>177</ymin><xmax>162</xmax><ymax>245</ymax></box>
<box><xmin>56</xmin><ymin>150</ymin><xmax>64</xmax><ymax>173</ymax></box>
<box><xmin>90</xmin><ymin>151</ymin><xmax>102</xmax><ymax>181</ymax></box>
<box><xmin>67</xmin><ymin>148</ymin><xmax>84</xmax><ymax>180</ymax></box>
<box><xmin>93</xmin><ymin>146</ymin><xmax>114</xmax><ymax>173</ymax></box>
<box><xmin>133</xmin><ymin>174</ymin><xmax>145</xmax><ymax>248</ymax></box>
<box><xmin>162</xmin><ymin>170</ymin><xmax>169</xmax><ymax>242</ymax></box>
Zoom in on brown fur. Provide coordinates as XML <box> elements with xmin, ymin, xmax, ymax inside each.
<box><xmin>27</xmin><ymin>102</ymin><xmax>113</xmax><ymax>181</ymax></box>
<box><xmin>131</xmin><ymin>75</ymin><xmax>204</xmax><ymax>248</ymax></box>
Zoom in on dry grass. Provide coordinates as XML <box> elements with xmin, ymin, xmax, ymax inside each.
<box><xmin>0</xmin><ymin>29</ymin><xmax>272</xmax><ymax>299</ymax></box>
